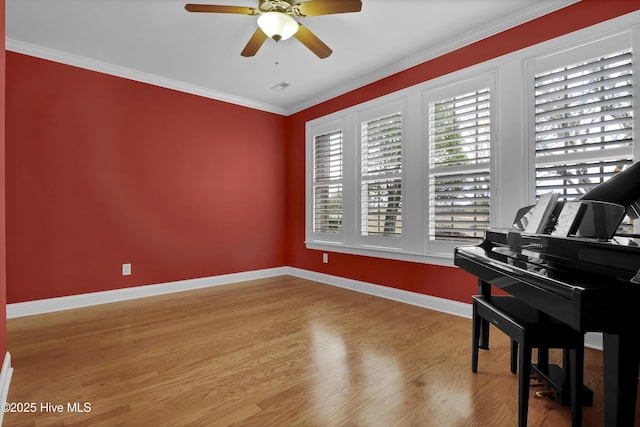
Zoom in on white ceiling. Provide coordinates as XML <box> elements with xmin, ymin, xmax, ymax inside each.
<box><xmin>6</xmin><ymin>0</ymin><xmax>578</xmax><ymax>115</ymax></box>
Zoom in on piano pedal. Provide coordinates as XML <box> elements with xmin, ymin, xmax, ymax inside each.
<box><xmin>529</xmin><ymin>374</ymin><xmax>545</xmax><ymax>387</ymax></box>
<box><xmin>534</xmin><ymin>390</ymin><xmax>555</xmax><ymax>400</ymax></box>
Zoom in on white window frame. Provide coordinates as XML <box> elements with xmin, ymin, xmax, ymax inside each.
<box><xmin>304</xmin><ymin>11</ymin><xmax>640</xmax><ymax>267</ymax></box>
<box><xmin>357</xmin><ymin>99</ymin><xmax>407</xmax><ymax>250</ymax></box>
<box><xmin>424</xmin><ymin>75</ymin><xmax>496</xmax><ymax>256</ymax></box>
<box><xmin>306</xmin><ymin>116</ymin><xmax>351</xmax><ymax>245</ymax></box>
<box><xmin>526</xmin><ymin>32</ymin><xmax>637</xmax><ymax>202</ymax></box>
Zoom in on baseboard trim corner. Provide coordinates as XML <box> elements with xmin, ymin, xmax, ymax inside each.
<box><xmin>0</xmin><ymin>352</ymin><xmax>14</xmax><ymax>426</ymax></box>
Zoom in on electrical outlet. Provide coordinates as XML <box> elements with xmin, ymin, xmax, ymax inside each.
<box><xmin>322</xmin><ymin>253</ymin><xmax>328</xmax><ymax>264</ymax></box>
<box><xmin>122</xmin><ymin>263</ymin><xmax>132</xmax><ymax>276</ymax></box>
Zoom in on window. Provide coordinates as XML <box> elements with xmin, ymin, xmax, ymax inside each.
<box><xmin>534</xmin><ymin>49</ymin><xmax>633</xmax><ymax>199</ymax></box>
<box><xmin>360</xmin><ymin>112</ymin><xmax>403</xmax><ymax>238</ymax></box>
<box><xmin>312</xmin><ymin>127</ymin><xmax>343</xmax><ymax>237</ymax></box>
<box><xmin>532</xmin><ymin>38</ymin><xmax>634</xmax><ymax>232</ymax></box>
<box><xmin>305</xmin><ymin>16</ymin><xmax>638</xmax><ymax>266</ymax></box>
<box><xmin>429</xmin><ymin>88</ymin><xmax>491</xmax><ymax>242</ymax></box>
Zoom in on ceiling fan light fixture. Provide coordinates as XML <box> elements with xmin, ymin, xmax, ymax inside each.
<box><xmin>257</xmin><ymin>11</ymin><xmax>298</xmax><ymax>41</ymax></box>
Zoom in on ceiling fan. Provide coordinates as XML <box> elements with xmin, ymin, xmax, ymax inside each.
<box><xmin>184</xmin><ymin>0</ymin><xmax>363</xmax><ymax>59</ymax></box>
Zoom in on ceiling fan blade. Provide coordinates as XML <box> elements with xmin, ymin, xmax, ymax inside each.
<box><xmin>295</xmin><ymin>0</ymin><xmax>362</xmax><ymax>16</ymax></box>
<box><xmin>184</xmin><ymin>4</ymin><xmax>258</xmax><ymax>15</ymax></box>
<box><xmin>241</xmin><ymin>28</ymin><xmax>268</xmax><ymax>57</ymax></box>
<box><xmin>294</xmin><ymin>24</ymin><xmax>332</xmax><ymax>59</ymax></box>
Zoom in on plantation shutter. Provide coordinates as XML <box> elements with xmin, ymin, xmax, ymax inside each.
<box><xmin>534</xmin><ymin>49</ymin><xmax>633</xmax><ymax>231</ymax></box>
<box><xmin>361</xmin><ymin>112</ymin><xmax>403</xmax><ymax>238</ymax></box>
<box><xmin>428</xmin><ymin>88</ymin><xmax>491</xmax><ymax>241</ymax></box>
<box><xmin>313</xmin><ymin>129</ymin><xmax>343</xmax><ymax>234</ymax></box>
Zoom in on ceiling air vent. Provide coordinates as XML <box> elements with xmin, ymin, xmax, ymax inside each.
<box><xmin>271</xmin><ymin>81</ymin><xmax>292</xmax><ymax>91</ymax></box>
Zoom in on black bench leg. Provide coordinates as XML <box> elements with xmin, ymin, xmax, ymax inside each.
<box><xmin>510</xmin><ymin>339</ymin><xmax>518</xmax><ymax>374</ymax></box>
<box><xmin>477</xmin><ymin>280</ymin><xmax>491</xmax><ymax>349</ymax></box>
<box><xmin>480</xmin><ymin>319</ymin><xmax>490</xmax><ymax>350</ymax></box>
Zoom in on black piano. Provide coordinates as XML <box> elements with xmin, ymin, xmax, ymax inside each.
<box><xmin>455</xmin><ymin>161</ymin><xmax>640</xmax><ymax>427</ymax></box>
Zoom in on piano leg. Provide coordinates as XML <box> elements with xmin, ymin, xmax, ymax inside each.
<box><xmin>569</xmin><ymin>347</ymin><xmax>584</xmax><ymax>427</ymax></box>
<box><xmin>478</xmin><ymin>279</ymin><xmax>491</xmax><ymax>349</ymax></box>
<box><xmin>602</xmin><ymin>332</ymin><xmax>640</xmax><ymax>427</ymax></box>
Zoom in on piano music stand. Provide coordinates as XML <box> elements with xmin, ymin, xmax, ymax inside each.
<box><xmin>472</xmin><ymin>295</ymin><xmax>586</xmax><ymax>427</ymax></box>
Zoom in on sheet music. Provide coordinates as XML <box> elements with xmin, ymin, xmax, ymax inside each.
<box><xmin>525</xmin><ymin>193</ymin><xmax>559</xmax><ymax>234</ymax></box>
<box><xmin>551</xmin><ymin>201</ymin><xmax>585</xmax><ymax>237</ymax></box>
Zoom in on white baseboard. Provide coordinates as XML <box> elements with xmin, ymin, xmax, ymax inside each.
<box><xmin>284</xmin><ymin>268</ymin><xmax>604</xmax><ymax>351</ymax></box>
<box><xmin>6</xmin><ymin>267</ymin><xmax>290</xmax><ymax>319</ymax></box>
<box><xmin>0</xmin><ymin>352</ymin><xmax>14</xmax><ymax>427</ymax></box>
<box><xmin>584</xmin><ymin>332</ymin><xmax>603</xmax><ymax>351</ymax></box>
<box><xmin>287</xmin><ymin>267</ymin><xmax>472</xmax><ymax>318</ymax></box>
<box><xmin>5</xmin><ymin>267</ymin><xmax>603</xmax><ymax>351</ymax></box>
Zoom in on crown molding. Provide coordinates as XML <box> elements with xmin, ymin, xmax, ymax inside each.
<box><xmin>285</xmin><ymin>0</ymin><xmax>581</xmax><ymax>114</ymax></box>
<box><xmin>5</xmin><ymin>38</ymin><xmax>289</xmax><ymax>116</ymax></box>
<box><xmin>3</xmin><ymin>0</ymin><xmax>599</xmax><ymax>117</ymax></box>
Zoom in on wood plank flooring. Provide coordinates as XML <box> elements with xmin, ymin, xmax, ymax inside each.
<box><xmin>3</xmin><ymin>276</ymin><xmax>638</xmax><ymax>426</ymax></box>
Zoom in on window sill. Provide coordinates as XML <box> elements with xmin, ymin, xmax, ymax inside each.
<box><xmin>304</xmin><ymin>241</ymin><xmax>456</xmax><ymax>267</ymax></box>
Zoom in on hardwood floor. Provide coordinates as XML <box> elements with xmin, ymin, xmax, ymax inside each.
<box><xmin>3</xmin><ymin>276</ymin><xmax>638</xmax><ymax>426</ymax></box>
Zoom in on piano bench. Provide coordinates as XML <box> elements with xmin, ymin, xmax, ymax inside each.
<box><xmin>471</xmin><ymin>295</ymin><xmax>586</xmax><ymax>427</ymax></box>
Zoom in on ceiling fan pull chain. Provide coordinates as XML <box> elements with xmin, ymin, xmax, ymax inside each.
<box><xmin>275</xmin><ymin>41</ymin><xmax>279</xmax><ymax>65</ymax></box>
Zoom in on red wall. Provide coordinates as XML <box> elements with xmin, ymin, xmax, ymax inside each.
<box><xmin>284</xmin><ymin>0</ymin><xmax>640</xmax><ymax>304</ymax></box>
<box><xmin>5</xmin><ymin>55</ymin><xmax>287</xmax><ymax>303</ymax></box>
<box><xmin>4</xmin><ymin>0</ymin><xmax>640</xmax><ymax>308</ymax></box>
<box><xmin>1</xmin><ymin>0</ymin><xmax>7</xmax><ymax>361</ymax></box>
